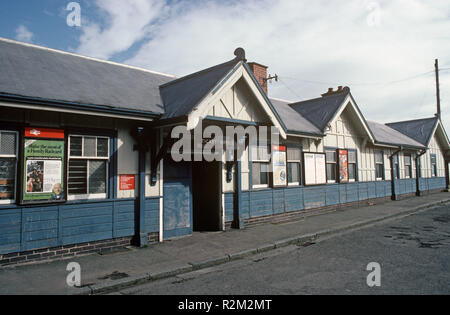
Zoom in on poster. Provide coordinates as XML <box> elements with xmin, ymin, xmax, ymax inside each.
<box><xmin>338</xmin><ymin>149</ymin><xmax>348</xmax><ymax>183</ymax></box>
<box><xmin>120</xmin><ymin>175</ymin><xmax>135</xmax><ymax>190</ymax></box>
<box><xmin>22</xmin><ymin>128</ymin><xmax>65</xmax><ymax>203</ymax></box>
<box><xmin>304</xmin><ymin>153</ymin><xmax>326</xmax><ymax>186</ymax></box>
<box><xmin>272</xmin><ymin>145</ymin><xmax>287</xmax><ymax>187</ymax></box>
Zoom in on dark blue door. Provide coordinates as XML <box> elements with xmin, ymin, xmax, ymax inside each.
<box><xmin>163</xmin><ymin>159</ymin><xmax>192</xmax><ymax>240</ymax></box>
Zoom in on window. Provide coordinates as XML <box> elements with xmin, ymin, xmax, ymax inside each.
<box><xmin>68</xmin><ymin>135</ymin><xmax>110</xmax><ymax>200</ymax></box>
<box><xmin>404</xmin><ymin>154</ymin><xmax>412</xmax><ymax>178</ymax></box>
<box><xmin>252</xmin><ymin>145</ymin><xmax>270</xmax><ymax>188</ymax></box>
<box><xmin>287</xmin><ymin>147</ymin><xmax>301</xmax><ymax>185</ymax></box>
<box><xmin>348</xmin><ymin>150</ymin><xmax>357</xmax><ymax>182</ymax></box>
<box><xmin>375</xmin><ymin>150</ymin><xmax>384</xmax><ymax>180</ymax></box>
<box><xmin>430</xmin><ymin>154</ymin><xmax>437</xmax><ymax>177</ymax></box>
<box><xmin>0</xmin><ymin>131</ymin><xmax>17</xmax><ymax>204</ymax></box>
<box><xmin>393</xmin><ymin>155</ymin><xmax>400</xmax><ymax>179</ymax></box>
<box><xmin>325</xmin><ymin>150</ymin><xmax>337</xmax><ymax>183</ymax></box>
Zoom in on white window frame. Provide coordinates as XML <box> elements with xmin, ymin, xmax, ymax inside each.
<box><xmin>251</xmin><ymin>145</ymin><xmax>270</xmax><ymax>189</ymax></box>
<box><xmin>325</xmin><ymin>150</ymin><xmax>337</xmax><ymax>184</ymax></box>
<box><xmin>348</xmin><ymin>150</ymin><xmax>357</xmax><ymax>183</ymax></box>
<box><xmin>404</xmin><ymin>154</ymin><xmax>412</xmax><ymax>179</ymax></box>
<box><xmin>287</xmin><ymin>147</ymin><xmax>301</xmax><ymax>186</ymax></box>
<box><xmin>0</xmin><ymin>130</ymin><xmax>18</xmax><ymax>205</ymax></box>
<box><xmin>68</xmin><ymin>135</ymin><xmax>110</xmax><ymax>201</ymax></box>
<box><xmin>375</xmin><ymin>150</ymin><xmax>384</xmax><ymax>181</ymax></box>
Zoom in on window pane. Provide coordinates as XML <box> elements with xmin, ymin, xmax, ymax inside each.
<box><xmin>83</xmin><ymin>137</ymin><xmax>96</xmax><ymax>157</ymax></box>
<box><xmin>0</xmin><ymin>158</ymin><xmax>15</xmax><ymax>200</ymax></box>
<box><xmin>287</xmin><ymin>147</ymin><xmax>301</xmax><ymax>161</ymax></box>
<box><xmin>288</xmin><ymin>162</ymin><xmax>300</xmax><ymax>183</ymax></box>
<box><xmin>327</xmin><ymin>164</ymin><xmax>336</xmax><ymax>181</ymax></box>
<box><xmin>0</xmin><ymin>132</ymin><xmax>16</xmax><ymax>156</ymax></box>
<box><xmin>376</xmin><ymin>164</ymin><xmax>384</xmax><ymax>179</ymax></box>
<box><xmin>258</xmin><ymin>146</ymin><xmax>269</xmax><ymax>161</ymax></box>
<box><xmin>348</xmin><ymin>151</ymin><xmax>356</xmax><ymax>163</ymax></box>
<box><xmin>97</xmin><ymin>138</ymin><xmax>109</xmax><ymax>157</ymax></box>
<box><xmin>70</xmin><ymin>136</ymin><xmax>82</xmax><ymax>156</ymax></box>
<box><xmin>252</xmin><ymin>163</ymin><xmax>260</xmax><ymax>185</ymax></box>
<box><xmin>326</xmin><ymin>151</ymin><xmax>336</xmax><ymax>163</ymax></box>
<box><xmin>88</xmin><ymin>161</ymin><xmax>107</xmax><ymax>194</ymax></box>
<box><xmin>260</xmin><ymin>163</ymin><xmax>269</xmax><ymax>185</ymax></box>
<box><xmin>349</xmin><ymin>164</ymin><xmax>356</xmax><ymax>180</ymax></box>
<box><xmin>404</xmin><ymin>155</ymin><xmax>411</xmax><ymax>166</ymax></box>
<box><xmin>68</xmin><ymin>160</ymin><xmax>87</xmax><ymax>195</ymax></box>
<box><xmin>405</xmin><ymin>167</ymin><xmax>411</xmax><ymax>178</ymax></box>
<box><xmin>375</xmin><ymin>151</ymin><xmax>383</xmax><ymax>164</ymax></box>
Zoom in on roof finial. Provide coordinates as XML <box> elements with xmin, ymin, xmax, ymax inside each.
<box><xmin>234</xmin><ymin>48</ymin><xmax>246</xmax><ymax>62</ymax></box>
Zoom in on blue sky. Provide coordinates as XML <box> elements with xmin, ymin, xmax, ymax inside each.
<box><xmin>1</xmin><ymin>0</ymin><xmax>450</xmax><ymax>131</ymax></box>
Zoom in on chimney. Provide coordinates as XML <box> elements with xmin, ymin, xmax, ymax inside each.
<box><xmin>247</xmin><ymin>62</ymin><xmax>269</xmax><ymax>95</ymax></box>
<box><xmin>322</xmin><ymin>86</ymin><xmax>348</xmax><ymax>97</ymax></box>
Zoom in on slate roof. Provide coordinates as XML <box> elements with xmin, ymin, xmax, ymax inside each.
<box><xmin>289</xmin><ymin>87</ymin><xmax>350</xmax><ymax>132</ymax></box>
<box><xmin>386</xmin><ymin>117</ymin><xmax>438</xmax><ymax>146</ymax></box>
<box><xmin>367</xmin><ymin>121</ymin><xmax>426</xmax><ymax>149</ymax></box>
<box><xmin>160</xmin><ymin>58</ymin><xmax>240</xmax><ymax>119</ymax></box>
<box><xmin>270</xmin><ymin>98</ymin><xmax>323</xmax><ymax>136</ymax></box>
<box><xmin>0</xmin><ymin>38</ymin><xmax>175</xmax><ymax>115</ymax></box>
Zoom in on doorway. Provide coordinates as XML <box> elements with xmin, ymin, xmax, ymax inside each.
<box><xmin>192</xmin><ymin>161</ymin><xmax>222</xmax><ymax>231</ymax></box>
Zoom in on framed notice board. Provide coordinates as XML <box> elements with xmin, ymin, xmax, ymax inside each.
<box><xmin>303</xmin><ymin>152</ymin><xmax>326</xmax><ymax>186</ymax></box>
<box><xmin>21</xmin><ymin>127</ymin><xmax>66</xmax><ymax>204</ymax></box>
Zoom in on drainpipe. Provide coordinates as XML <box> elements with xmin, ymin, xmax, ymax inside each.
<box><xmin>389</xmin><ymin>147</ymin><xmax>403</xmax><ymax>201</ymax></box>
<box><xmin>131</xmin><ymin>127</ymin><xmax>149</xmax><ymax>247</ymax></box>
<box><xmin>415</xmin><ymin>150</ymin><xmax>427</xmax><ymax>196</ymax></box>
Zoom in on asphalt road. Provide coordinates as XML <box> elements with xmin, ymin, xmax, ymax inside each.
<box><xmin>115</xmin><ymin>204</ymin><xmax>450</xmax><ymax>295</ymax></box>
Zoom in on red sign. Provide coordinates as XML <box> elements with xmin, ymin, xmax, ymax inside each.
<box><xmin>25</xmin><ymin>127</ymin><xmax>65</xmax><ymax>139</ymax></box>
<box><xmin>120</xmin><ymin>175</ymin><xmax>135</xmax><ymax>191</ymax></box>
<box><xmin>272</xmin><ymin>145</ymin><xmax>286</xmax><ymax>152</ymax></box>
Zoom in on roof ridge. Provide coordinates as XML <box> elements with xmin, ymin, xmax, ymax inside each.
<box><xmin>386</xmin><ymin>116</ymin><xmax>437</xmax><ymax>126</ymax></box>
<box><xmin>160</xmin><ymin>58</ymin><xmax>240</xmax><ymax>89</ymax></box>
<box><xmin>0</xmin><ymin>36</ymin><xmax>177</xmax><ymax>79</ymax></box>
<box><xmin>289</xmin><ymin>89</ymin><xmax>350</xmax><ymax>107</ymax></box>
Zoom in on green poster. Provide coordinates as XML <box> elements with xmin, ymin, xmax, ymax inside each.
<box><xmin>22</xmin><ymin>139</ymin><xmax>65</xmax><ymax>203</ymax></box>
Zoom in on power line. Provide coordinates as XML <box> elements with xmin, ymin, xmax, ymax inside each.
<box><xmin>280</xmin><ymin>70</ymin><xmax>435</xmax><ymax>87</ymax></box>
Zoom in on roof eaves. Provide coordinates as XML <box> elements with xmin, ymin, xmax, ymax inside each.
<box><xmin>0</xmin><ymin>93</ymin><xmax>163</xmax><ymax>118</ymax></box>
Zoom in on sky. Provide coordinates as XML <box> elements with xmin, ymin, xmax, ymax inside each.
<box><xmin>1</xmin><ymin>0</ymin><xmax>450</xmax><ymax>133</ymax></box>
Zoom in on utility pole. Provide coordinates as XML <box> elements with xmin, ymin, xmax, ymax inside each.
<box><xmin>435</xmin><ymin>59</ymin><xmax>441</xmax><ymax>120</ymax></box>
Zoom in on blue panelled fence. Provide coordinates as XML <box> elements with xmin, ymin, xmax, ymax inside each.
<box><xmin>0</xmin><ymin>197</ymin><xmax>159</xmax><ymax>255</ymax></box>
<box><xmin>0</xmin><ymin>178</ymin><xmax>446</xmax><ymax>255</ymax></box>
<box><xmin>225</xmin><ymin>178</ymin><xmax>446</xmax><ymax>224</ymax></box>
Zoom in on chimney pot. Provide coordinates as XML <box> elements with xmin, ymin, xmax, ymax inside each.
<box><xmin>247</xmin><ymin>62</ymin><xmax>269</xmax><ymax>95</ymax></box>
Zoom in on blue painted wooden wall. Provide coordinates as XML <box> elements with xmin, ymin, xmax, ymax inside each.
<box><xmin>0</xmin><ymin>197</ymin><xmax>160</xmax><ymax>255</ymax></box>
<box><xmin>224</xmin><ymin>178</ymin><xmax>445</xmax><ymax>223</ymax></box>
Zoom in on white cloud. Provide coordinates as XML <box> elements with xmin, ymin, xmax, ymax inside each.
<box><xmin>75</xmin><ymin>0</ymin><xmax>167</xmax><ymax>59</ymax></box>
<box><xmin>74</xmin><ymin>0</ymin><xmax>450</xmax><ymax>131</ymax></box>
<box><xmin>15</xmin><ymin>25</ymin><xmax>33</xmax><ymax>43</ymax></box>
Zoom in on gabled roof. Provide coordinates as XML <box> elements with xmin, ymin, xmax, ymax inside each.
<box><xmin>270</xmin><ymin>98</ymin><xmax>323</xmax><ymax>137</ymax></box>
<box><xmin>160</xmin><ymin>58</ymin><xmax>240</xmax><ymax>120</ymax></box>
<box><xmin>367</xmin><ymin>121</ymin><xmax>426</xmax><ymax>149</ymax></box>
<box><xmin>386</xmin><ymin>117</ymin><xmax>438</xmax><ymax>146</ymax></box>
<box><xmin>0</xmin><ymin>37</ymin><xmax>175</xmax><ymax>116</ymax></box>
<box><xmin>289</xmin><ymin>88</ymin><xmax>350</xmax><ymax>132</ymax></box>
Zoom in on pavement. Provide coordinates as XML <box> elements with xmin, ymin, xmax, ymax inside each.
<box><xmin>0</xmin><ymin>192</ymin><xmax>449</xmax><ymax>295</ymax></box>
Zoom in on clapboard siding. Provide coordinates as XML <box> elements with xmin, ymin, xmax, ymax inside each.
<box><xmin>224</xmin><ymin>193</ymin><xmax>234</xmax><ymax>222</ymax></box>
<box><xmin>326</xmin><ymin>185</ymin><xmax>340</xmax><ymax>206</ymax></box>
<box><xmin>0</xmin><ymin>198</ymin><xmax>161</xmax><ymax>255</ymax></box>
<box><xmin>284</xmin><ymin>187</ymin><xmax>304</xmax><ymax>212</ymax></box>
<box><xmin>224</xmin><ymin>180</ymin><xmax>419</xmax><ymax>223</ymax></box>
<box><xmin>145</xmin><ymin>198</ymin><xmax>160</xmax><ymax>233</ymax></box>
